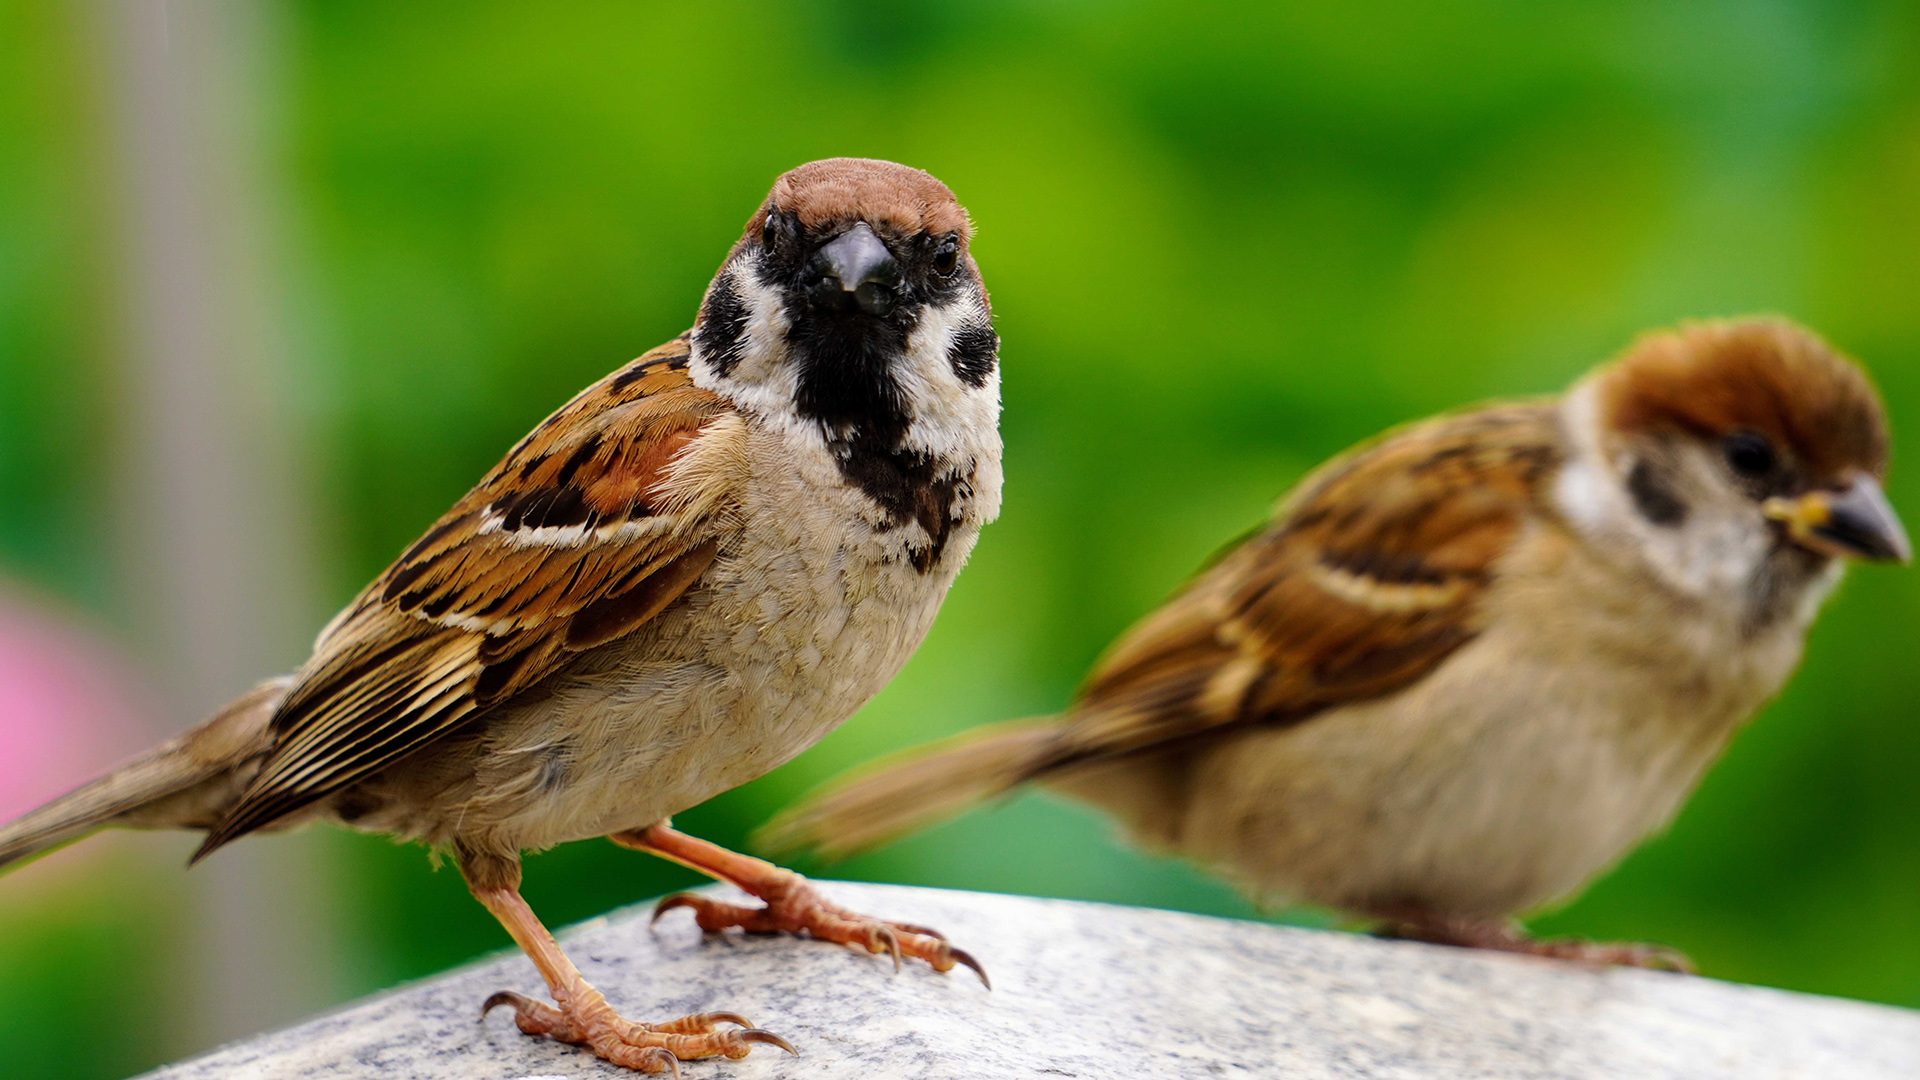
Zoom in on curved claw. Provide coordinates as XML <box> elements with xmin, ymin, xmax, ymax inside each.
<box><xmin>480</xmin><ymin>989</ymin><xmax>533</xmax><ymax>1019</ymax></box>
<box><xmin>949</xmin><ymin>946</ymin><xmax>991</xmax><ymax>989</ymax></box>
<box><xmin>872</xmin><ymin>925</ymin><xmax>904</xmax><ymax>972</ymax></box>
<box><xmin>651</xmin><ymin>892</ymin><xmax>702</xmax><ymax>926</ymax></box>
<box><xmin>701</xmin><ymin>1011</ymin><xmax>754</xmax><ymax>1029</ymax></box>
<box><xmin>640</xmin><ymin>1046</ymin><xmax>682</xmax><ymax>1080</ymax></box>
<box><xmin>886</xmin><ymin>921</ymin><xmax>948</xmax><ymax>942</ymax></box>
<box><xmin>742</xmin><ymin>1028</ymin><xmax>800</xmax><ymax>1057</ymax></box>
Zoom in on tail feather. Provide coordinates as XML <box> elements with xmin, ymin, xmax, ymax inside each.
<box><xmin>0</xmin><ymin>676</ymin><xmax>289</xmax><ymax>874</ymax></box>
<box><xmin>757</xmin><ymin>717</ymin><xmax>1059</xmax><ymax>861</ymax></box>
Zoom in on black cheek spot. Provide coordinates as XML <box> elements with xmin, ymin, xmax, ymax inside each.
<box><xmin>692</xmin><ymin>273</ymin><xmax>751</xmax><ymax>377</ymax></box>
<box><xmin>1628</xmin><ymin>460</ymin><xmax>1688</xmax><ymax>526</ymax></box>
<box><xmin>946</xmin><ymin>321</ymin><xmax>998</xmax><ymax>388</ymax></box>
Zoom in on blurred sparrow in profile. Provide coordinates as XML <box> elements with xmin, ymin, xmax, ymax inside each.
<box><xmin>769</xmin><ymin>317</ymin><xmax>1906</xmax><ymax>970</ymax></box>
<box><xmin>0</xmin><ymin>158</ymin><xmax>1001</xmax><ymax>1073</ymax></box>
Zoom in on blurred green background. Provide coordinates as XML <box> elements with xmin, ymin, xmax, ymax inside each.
<box><xmin>5</xmin><ymin>1</ymin><xmax>1920</xmax><ymax>1076</ymax></box>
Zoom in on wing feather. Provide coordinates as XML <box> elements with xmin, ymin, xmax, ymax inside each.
<box><xmin>1028</xmin><ymin>402</ymin><xmax>1563</xmax><ymax>777</ymax></box>
<box><xmin>196</xmin><ymin>336</ymin><xmax>743</xmax><ymax>856</ymax></box>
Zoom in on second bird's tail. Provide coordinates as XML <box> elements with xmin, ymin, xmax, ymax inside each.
<box><xmin>758</xmin><ymin>717</ymin><xmax>1060</xmax><ymax>861</ymax></box>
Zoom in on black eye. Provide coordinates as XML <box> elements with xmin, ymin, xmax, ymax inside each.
<box><xmin>1724</xmin><ymin>431</ymin><xmax>1776</xmax><ymax>478</ymax></box>
<box><xmin>760</xmin><ymin>212</ymin><xmax>784</xmax><ymax>250</ymax></box>
<box><xmin>932</xmin><ymin>235</ymin><xmax>959</xmax><ymax>277</ymax></box>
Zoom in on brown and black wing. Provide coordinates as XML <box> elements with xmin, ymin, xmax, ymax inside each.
<box><xmin>196</xmin><ymin>337</ymin><xmax>743</xmax><ymax>856</ymax></box>
<box><xmin>1027</xmin><ymin>403</ymin><xmax>1563</xmax><ymax>777</ymax></box>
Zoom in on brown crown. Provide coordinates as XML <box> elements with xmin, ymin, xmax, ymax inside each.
<box><xmin>1595</xmin><ymin>317</ymin><xmax>1891</xmax><ymax>482</ymax></box>
<box><xmin>747</xmin><ymin>158</ymin><xmax>971</xmax><ymax>241</ymax></box>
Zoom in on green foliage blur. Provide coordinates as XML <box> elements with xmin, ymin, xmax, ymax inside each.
<box><xmin>6</xmin><ymin>1</ymin><xmax>1920</xmax><ymax>1075</ymax></box>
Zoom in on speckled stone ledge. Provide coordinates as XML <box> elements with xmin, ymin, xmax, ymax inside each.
<box><xmin>137</xmin><ymin>881</ymin><xmax>1920</xmax><ymax>1079</ymax></box>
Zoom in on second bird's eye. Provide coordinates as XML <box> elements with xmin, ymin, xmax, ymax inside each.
<box><xmin>761</xmin><ymin>212</ymin><xmax>784</xmax><ymax>250</ymax></box>
<box><xmin>1724</xmin><ymin>431</ymin><xmax>1776</xmax><ymax>478</ymax></box>
<box><xmin>932</xmin><ymin>235</ymin><xmax>959</xmax><ymax>277</ymax></box>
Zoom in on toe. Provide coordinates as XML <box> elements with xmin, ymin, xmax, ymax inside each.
<box><xmin>480</xmin><ymin>989</ymin><xmax>574</xmax><ymax>1038</ymax></box>
<box><xmin>902</xmin><ymin>932</ymin><xmax>990</xmax><ymax>987</ymax></box>
<box><xmin>649</xmin><ymin>892</ymin><xmax>704</xmax><ymax>926</ymax></box>
<box><xmin>486</xmin><ymin>988</ymin><xmax>793</xmax><ymax>1072</ymax></box>
<box><xmin>480</xmin><ymin>989</ymin><xmax>531</xmax><ymax>1019</ymax></box>
<box><xmin>884</xmin><ymin>920</ymin><xmax>948</xmax><ymax>941</ymax></box>
<box><xmin>645</xmin><ymin>1010</ymin><xmax>755</xmax><ymax>1035</ymax></box>
<box><xmin>593</xmin><ymin>1039</ymin><xmax>682</xmax><ymax>1076</ymax></box>
<box><xmin>650</xmin><ymin>1025</ymin><xmax>797</xmax><ymax>1062</ymax></box>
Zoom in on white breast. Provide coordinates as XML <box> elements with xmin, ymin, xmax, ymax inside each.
<box><xmin>469</xmin><ymin>407</ymin><xmax>1001</xmax><ymax>850</ymax></box>
<box><xmin>697</xmin><ymin>416</ymin><xmax>997</xmax><ymax>780</ymax></box>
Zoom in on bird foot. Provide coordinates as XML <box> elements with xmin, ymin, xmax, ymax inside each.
<box><xmin>1499</xmin><ymin>937</ymin><xmax>1695</xmax><ymax>972</ymax></box>
<box><xmin>1379</xmin><ymin>913</ymin><xmax>1695</xmax><ymax>973</ymax></box>
<box><xmin>652</xmin><ymin>874</ymin><xmax>990</xmax><ymax>987</ymax></box>
<box><xmin>482</xmin><ymin>987</ymin><xmax>794</xmax><ymax>1076</ymax></box>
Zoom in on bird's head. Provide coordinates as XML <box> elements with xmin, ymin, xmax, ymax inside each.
<box><xmin>689</xmin><ymin>158</ymin><xmax>997</xmax><ymax>450</ymax></box>
<box><xmin>1561</xmin><ymin>317</ymin><xmax>1906</xmax><ymax>625</ymax></box>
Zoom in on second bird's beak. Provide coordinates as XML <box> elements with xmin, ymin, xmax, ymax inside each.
<box><xmin>809</xmin><ymin>222</ymin><xmax>902</xmax><ymax>318</ymax></box>
<box><xmin>1764</xmin><ymin>474</ymin><xmax>1912</xmax><ymax>563</ymax></box>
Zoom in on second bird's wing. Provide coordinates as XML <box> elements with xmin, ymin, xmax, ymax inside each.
<box><xmin>1029</xmin><ymin>402</ymin><xmax>1563</xmax><ymax>777</ymax></box>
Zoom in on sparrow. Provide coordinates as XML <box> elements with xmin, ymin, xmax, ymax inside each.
<box><xmin>0</xmin><ymin>157</ymin><xmax>1002</xmax><ymax>1073</ymax></box>
<box><xmin>767</xmin><ymin>317</ymin><xmax>1908</xmax><ymax>970</ymax></box>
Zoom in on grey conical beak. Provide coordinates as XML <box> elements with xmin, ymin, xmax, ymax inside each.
<box><xmin>808</xmin><ymin>223</ymin><xmax>902</xmax><ymax>317</ymax></box>
<box><xmin>1765</xmin><ymin>474</ymin><xmax>1912</xmax><ymax>563</ymax></box>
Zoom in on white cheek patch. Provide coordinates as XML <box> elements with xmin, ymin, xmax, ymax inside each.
<box><xmin>1553</xmin><ymin>458</ymin><xmax>1617</xmax><ymax>538</ymax></box>
<box><xmin>1554</xmin><ymin>385</ymin><xmax>1779</xmax><ymax>608</ymax></box>
<box><xmin>896</xmin><ymin>294</ymin><xmax>1002</xmax><ymax>466</ymax></box>
<box><xmin>1553</xmin><ymin>384</ymin><xmax>1641</xmax><ymax>547</ymax></box>
<box><xmin>690</xmin><ymin>261</ymin><xmax>800</xmax><ymax>426</ymax></box>
<box><xmin>687</xmin><ymin>259</ymin><xmax>1005</xmax><ymax>530</ymax></box>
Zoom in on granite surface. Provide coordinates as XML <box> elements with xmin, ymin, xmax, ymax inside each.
<box><xmin>138</xmin><ymin>881</ymin><xmax>1920</xmax><ymax>1079</ymax></box>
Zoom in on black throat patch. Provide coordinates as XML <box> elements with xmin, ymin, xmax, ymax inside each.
<box><xmin>764</xmin><ymin>268</ymin><xmax>970</xmax><ymax>574</ymax></box>
<box><xmin>832</xmin><ymin>437</ymin><xmax>969</xmax><ymax>573</ymax></box>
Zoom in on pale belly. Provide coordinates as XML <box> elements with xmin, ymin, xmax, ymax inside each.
<box><xmin>1166</xmin><ymin>618</ymin><xmax>1786</xmax><ymax>918</ymax></box>
<box><xmin>344</xmin><ymin>428</ymin><xmax>993</xmax><ymax>853</ymax></box>
<box><xmin>470</xmin><ymin>539</ymin><xmax>968</xmax><ymax>850</ymax></box>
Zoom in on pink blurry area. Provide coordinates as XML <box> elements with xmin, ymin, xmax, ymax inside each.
<box><xmin>0</xmin><ymin>586</ymin><xmax>157</xmax><ymax>835</ymax></box>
